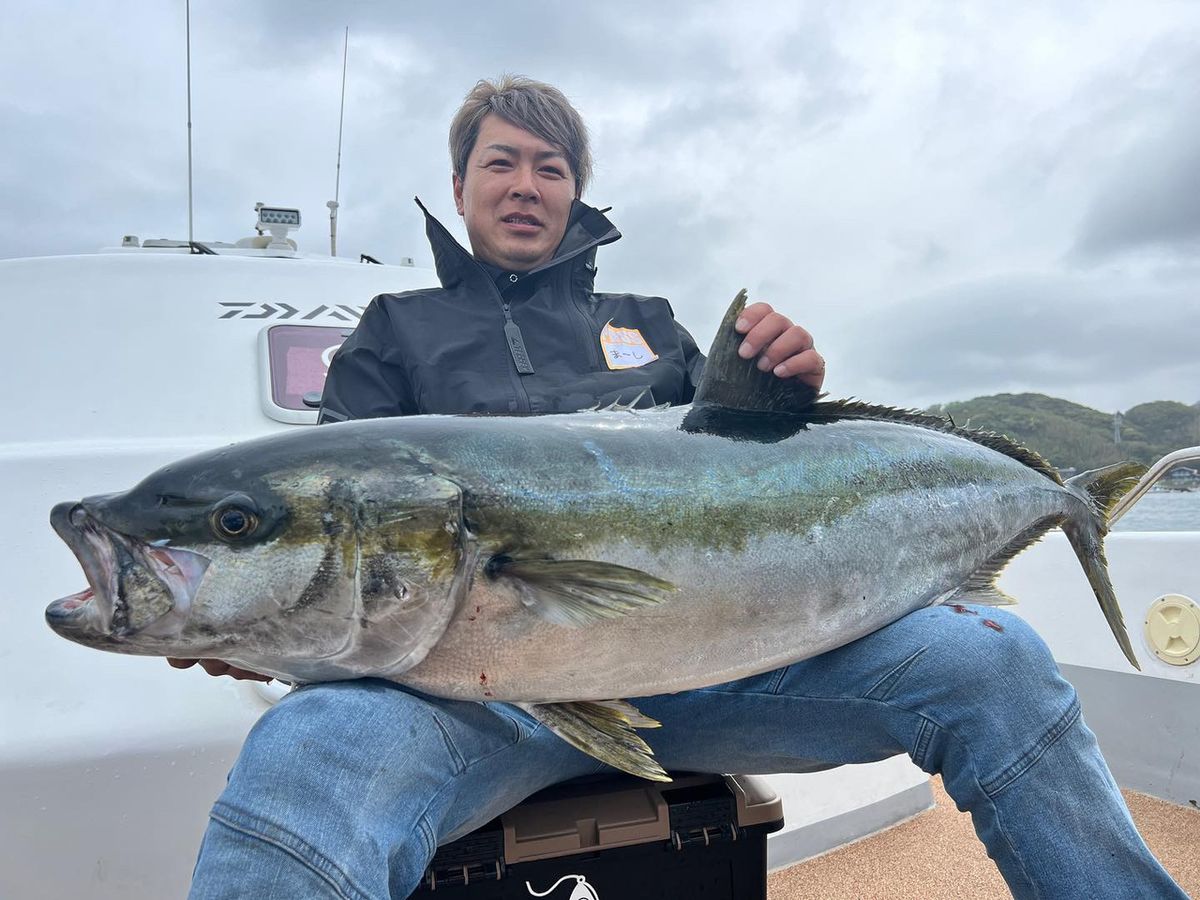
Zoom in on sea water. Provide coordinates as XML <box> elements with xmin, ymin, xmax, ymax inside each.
<box><xmin>1112</xmin><ymin>490</ymin><xmax>1200</xmax><ymax>532</ymax></box>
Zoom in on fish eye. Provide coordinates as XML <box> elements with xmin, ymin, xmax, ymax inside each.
<box><xmin>211</xmin><ymin>505</ymin><xmax>258</xmax><ymax>540</ymax></box>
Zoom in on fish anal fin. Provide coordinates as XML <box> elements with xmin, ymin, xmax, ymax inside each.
<box><xmin>947</xmin><ymin>516</ymin><xmax>1063</xmax><ymax>608</ymax></box>
<box><xmin>520</xmin><ymin>700</ymin><xmax>670</xmax><ymax>782</ymax></box>
<box><xmin>489</xmin><ymin>556</ymin><xmax>676</xmax><ymax>627</ymax></box>
<box><xmin>945</xmin><ymin>584</ymin><xmax>1020</xmax><ymax>607</ymax></box>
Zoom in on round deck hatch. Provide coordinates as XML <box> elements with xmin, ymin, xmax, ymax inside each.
<box><xmin>1143</xmin><ymin>594</ymin><xmax>1200</xmax><ymax>666</ymax></box>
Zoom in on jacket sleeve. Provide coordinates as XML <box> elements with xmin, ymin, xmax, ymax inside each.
<box><xmin>674</xmin><ymin>319</ymin><xmax>707</xmax><ymax>404</ymax></box>
<box><xmin>318</xmin><ymin>296</ymin><xmax>418</xmax><ymax>424</ymax></box>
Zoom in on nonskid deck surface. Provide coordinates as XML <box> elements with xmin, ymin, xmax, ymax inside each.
<box><xmin>766</xmin><ymin>777</ymin><xmax>1200</xmax><ymax>899</ymax></box>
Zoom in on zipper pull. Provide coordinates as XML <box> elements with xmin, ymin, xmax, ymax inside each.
<box><xmin>503</xmin><ymin>304</ymin><xmax>535</xmax><ymax>375</ymax></box>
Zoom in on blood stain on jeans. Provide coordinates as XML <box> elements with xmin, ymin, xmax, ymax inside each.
<box><xmin>948</xmin><ymin>603</ymin><xmax>978</xmax><ymax>615</ymax></box>
<box><xmin>982</xmin><ymin>619</ymin><xmax>1005</xmax><ymax>633</ymax></box>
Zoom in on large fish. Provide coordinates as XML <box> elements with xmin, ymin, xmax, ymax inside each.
<box><xmin>46</xmin><ymin>292</ymin><xmax>1144</xmax><ymax>781</ymax></box>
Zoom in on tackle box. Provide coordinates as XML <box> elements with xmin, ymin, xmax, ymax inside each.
<box><xmin>409</xmin><ymin>773</ymin><xmax>784</xmax><ymax>899</ymax></box>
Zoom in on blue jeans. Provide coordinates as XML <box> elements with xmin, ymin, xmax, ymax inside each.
<box><xmin>188</xmin><ymin>606</ymin><xmax>1184</xmax><ymax>899</ymax></box>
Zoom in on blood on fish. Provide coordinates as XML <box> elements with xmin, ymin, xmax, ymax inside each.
<box><xmin>483</xmin><ymin>691</ymin><xmax>494</xmax><ymax>698</ymax></box>
<box><xmin>948</xmin><ymin>603</ymin><xmax>978</xmax><ymax>615</ymax></box>
<box><xmin>479</xmin><ymin>672</ymin><xmax>488</xmax><ymax>684</ymax></box>
<box><xmin>982</xmin><ymin>619</ymin><xmax>1004</xmax><ymax>633</ymax></box>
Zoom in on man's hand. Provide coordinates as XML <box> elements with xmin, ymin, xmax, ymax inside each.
<box><xmin>167</xmin><ymin>657</ymin><xmax>274</xmax><ymax>682</ymax></box>
<box><xmin>734</xmin><ymin>302</ymin><xmax>826</xmax><ymax>392</ymax></box>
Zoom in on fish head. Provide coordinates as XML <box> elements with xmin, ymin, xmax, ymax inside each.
<box><xmin>45</xmin><ymin>438</ymin><xmax>468</xmax><ymax>677</ymax></box>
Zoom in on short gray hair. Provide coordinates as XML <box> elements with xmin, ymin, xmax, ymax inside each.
<box><xmin>449</xmin><ymin>75</ymin><xmax>592</xmax><ymax>196</ymax></box>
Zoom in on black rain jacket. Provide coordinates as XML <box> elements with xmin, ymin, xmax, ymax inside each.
<box><xmin>318</xmin><ymin>199</ymin><xmax>706</xmax><ymax>422</ymax></box>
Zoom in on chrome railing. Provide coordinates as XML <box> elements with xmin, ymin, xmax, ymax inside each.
<box><xmin>1110</xmin><ymin>446</ymin><xmax>1200</xmax><ymax>525</ymax></box>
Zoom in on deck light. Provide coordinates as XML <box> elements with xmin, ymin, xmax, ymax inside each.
<box><xmin>255</xmin><ymin>205</ymin><xmax>302</xmax><ymax>250</ymax></box>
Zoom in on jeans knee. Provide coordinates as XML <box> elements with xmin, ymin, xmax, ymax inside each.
<box><xmin>219</xmin><ymin>681</ymin><xmax>458</xmax><ymax>821</ymax></box>
<box><xmin>910</xmin><ymin>606</ymin><xmax>1075</xmax><ymax>717</ymax></box>
<box><xmin>237</xmin><ymin>681</ymin><xmax>387</xmax><ymax>772</ymax></box>
<box><xmin>890</xmin><ymin>607</ymin><xmax>1082</xmax><ymax>790</ymax></box>
<box><xmin>205</xmin><ymin>682</ymin><xmax>460</xmax><ymax>899</ymax></box>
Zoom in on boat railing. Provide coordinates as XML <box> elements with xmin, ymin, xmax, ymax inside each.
<box><xmin>1109</xmin><ymin>446</ymin><xmax>1200</xmax><ymax>525</ymax></box>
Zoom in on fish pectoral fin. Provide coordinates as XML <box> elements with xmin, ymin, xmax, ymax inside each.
<box><xmin>490</xmin><ymin>556</ymin><xmax>676</xmax><ymax>626</ymax></box>
<box><xmin>520</xmin><ymin>700</ymin><xmax>671</xmax><ymax>783</ymax></box>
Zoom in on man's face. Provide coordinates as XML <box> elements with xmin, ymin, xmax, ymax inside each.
<box><xmin>453</xmin><ymin>114</ymin><xmax>577</xmax><ymax>271</ymax></box>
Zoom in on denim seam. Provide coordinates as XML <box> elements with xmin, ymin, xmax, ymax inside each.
<box><xmin>404</xmin><ymin>722</ymin><xmax>551</xmax><ymax>872</ymax></box>
<box><xmin>416</xmin><ymin>817</ymin><xmax>437</xmax><ymax>859</ymax></box>
<box><xmin>981</xmin><ymin>696</ymin><xmax>1082</xmax><ymax>797</ymax></box>
<box><xmin>429</xmin><ymin>712</ymin><xmax>468</xmax><ymax>775</ymax></box>
<box><xmin>693</xmin><ymin>680</ymin><xmax>1053</xmax><ymax>896</ymax></box>
<box><xmin>872</xmin><ymin>689</ymin><xmax>1082</xmax><ymax>804</ymax></box>
<box><xmin>693</xmin><ymin>684</ymin><xmax>1065</xmax><ymax>802</ymax></box>
<box><xmin>946</xmin><ymin>744</ymin><xmax>1042</xmax><ymax>898</ymax></box>
<box><xmin>692</xmin><ymin>680</ymin><xmax>1050</xmax><ymax>886</ymax></box>
<box><xmin>910</xmin><ymin>715</ymin><xmax>936</xmax><ymax>769</ymax></box>
<box><xmin>209</xmin><ymin>804</ymin><xmax>370</xmax><ymax>900</ymax></box>
<box><xmin>985</xmin><ymin>793</ymin><xmax>1043</xmax><ymax>899</ymax></box>
<box><xmin>489</xmin><ymin>704</ymin><xmax>543</xmax><ymax>744</ymax></box>
<box><xmin>864</xmin><ymin>647</ymin><xmax>928</xmax><ymax>701</ymax></box>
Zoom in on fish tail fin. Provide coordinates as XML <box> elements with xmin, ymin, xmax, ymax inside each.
<box><xmin>1061</xmin><ymin>462</ymin><xmax>1147</xmax><ymax>671</ymax></box>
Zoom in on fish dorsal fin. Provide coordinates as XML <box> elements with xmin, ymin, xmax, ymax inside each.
<box><xmin>686</xmin><ymin>291</ymin><xmax>1062</xmax><ymax>483</ymax></box>
<box><xmin>690</xmin><ymin>289</ymin><xmax>820</xmax><ymax>415</ymax></box>
<box><xmin>801</xmin><ymin>399</ymin><xmax>1063</xmax><ymax>485</ymax></box>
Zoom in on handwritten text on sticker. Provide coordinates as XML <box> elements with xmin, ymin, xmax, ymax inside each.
<box><xmin>600</xmin><ymin>321</ymin><xmax>658</xmax><ymax>370</ymax></box>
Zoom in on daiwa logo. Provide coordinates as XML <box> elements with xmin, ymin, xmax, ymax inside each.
<box><xmin>217</xmin><ymin>302</ymin><xmax>366</xmax><ymax>321</ymax></box>
<box><xmin>526</xmin><ymin>874</ymin><xmax>599</xmax><ymax>899</ymax></box>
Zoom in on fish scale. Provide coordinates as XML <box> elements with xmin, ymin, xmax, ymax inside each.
<box><xmin>397</xmin><ymin>413</ymin><xmax>1071</xmax><ymax>701</ymax></box>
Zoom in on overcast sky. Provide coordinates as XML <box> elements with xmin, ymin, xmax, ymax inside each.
<box><xmin>4</xmin><ymin>1</ymin><xmax>1198</xmax><ymax>412</ymax></box>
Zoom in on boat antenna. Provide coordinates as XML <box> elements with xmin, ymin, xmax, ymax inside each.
<box><xmin>327</xmin><ymin>26</ymin><xmax>349</xmax><ymax>257</ymax></box>
<box><xmin>185</xmin><ymin>0</ymin><xmax>195</xmax><ymax>245</ymax></box>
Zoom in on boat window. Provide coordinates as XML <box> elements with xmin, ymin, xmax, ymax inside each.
<box><xmin>258</xmin><ymin>325</ymin><xmax>351</xmax><ymax>424</ymax></box>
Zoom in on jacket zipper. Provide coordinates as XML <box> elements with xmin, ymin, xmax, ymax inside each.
<box><xmin>419</xmin><ymin>212</ymin><xmax>535</xmax><ymax>410</ymax></box>
<box><xmin>570</xmin><ymin>291</ymin><xmax>603</xmax><ymax>370</ymax></box>
<box><xmin>490</xmin><ymin>282</ymin><xmax>533</xmax><ymax>412</ymax></box>
<box><xmin>414</xmin><ymin>199</ymin><xmax>618</xmax><ymax>411</ymax></box>
<box><xmin>501</xmin><ymin>300</ymin><xmax>535</xmax><ymax>375</ymax></box>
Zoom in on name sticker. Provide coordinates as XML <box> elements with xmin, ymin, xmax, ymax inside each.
<box><xmin>600</xmin><ymin>321</ymin><xmax>658</xmax><ymax>370</ymax></box>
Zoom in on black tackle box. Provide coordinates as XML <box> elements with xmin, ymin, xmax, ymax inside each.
<box><xmin>409</xmin><ymin>773</ymin><xmax>784</xmax><ymax>899</ymax></box>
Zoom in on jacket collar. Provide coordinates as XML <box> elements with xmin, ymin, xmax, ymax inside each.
<box><xmin>414</xmin><ymin>197</ymin><xmax>622</xmax><ymax>293</ymax></box>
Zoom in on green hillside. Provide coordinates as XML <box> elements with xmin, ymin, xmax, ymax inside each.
<box><xmin>925</xmin><ymin>393</ymin><xmax>1199</xmax><ymax>472</ymax></box>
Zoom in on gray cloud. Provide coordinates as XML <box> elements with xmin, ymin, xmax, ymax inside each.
<box><xmin>1070</xmin><ymin>37</ymin><xmax>1200</xmax><ymax>260</ymax></box>
<box><xmin>1073</xmin><ymin>115</ymin><xmax>1200</xmax><ymax>259</ymax></box>
<box><xmin>838</xmin><ymin>273</ymin><xmax>1200</xmax><ymax>411</ymax></box>
<box><xmin>4</xmin><ymin>2</ymin><xmax>1200</xmax><ymax>415</ymax></box>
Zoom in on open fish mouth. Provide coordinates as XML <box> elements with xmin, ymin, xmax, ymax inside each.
<box><xmin>46</xmin><ymin>501</ymin><xmax>209</xmax><ymax>640</ymax></box>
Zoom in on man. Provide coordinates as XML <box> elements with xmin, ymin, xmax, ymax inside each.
<box><xmin>184</xmin><ymin>77</ymin><xmax>1184</xmax><ymax>899</ymax></box>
